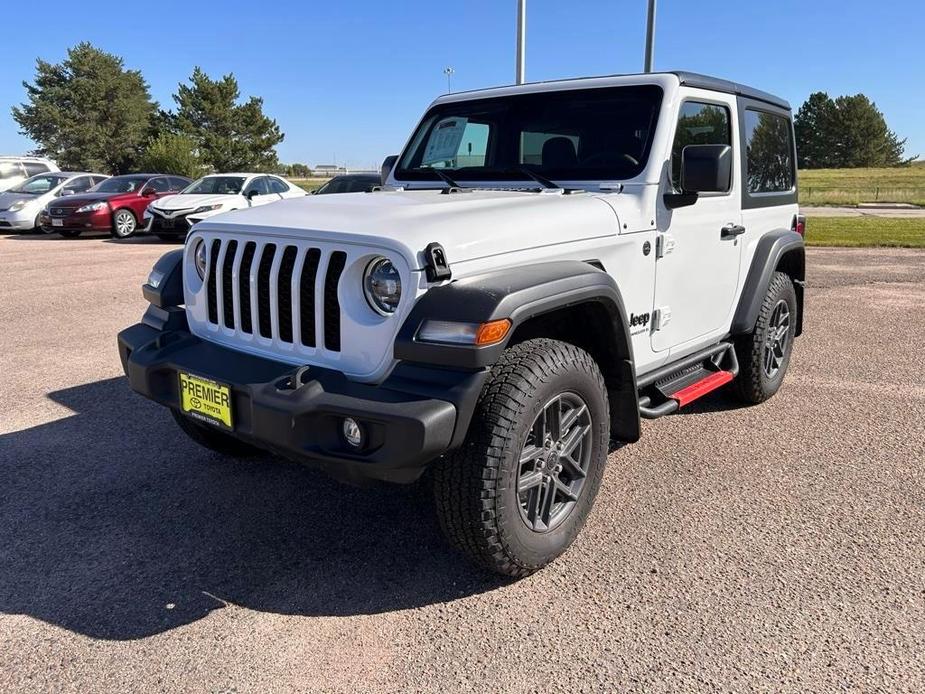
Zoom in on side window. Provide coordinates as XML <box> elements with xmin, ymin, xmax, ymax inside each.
<box><xmin>744</xmin><ymin>110</ymin><xmax>794</xmax><ymax>194</ymax></box>
<box><xmin>145</xmin><ymin>177</ymin><xmax>171</xmax><ymax>193</ymax></box>
<box><xmin>244</xmin><ymin>176</ymin><xmax>270</xmax><ymax>196</ymax></box>
<box><xmin>168</xmin><ymin>177</ymin><xmax>189</xmax><ymax>190</ymax></box>
<box><xmin>671</xmin><ymin>101</ymin><xmax>731</xmax><ymax>189</ymax></box>
<box><xmin>0</xmin><ymin>162</ymin><xmax>23</xmax><ymax>182</ymax></box>
<box><xmin>23</xmin><ymin>162</ymin><xmax>50</xmax><ymax>176</ymax></box>
<box><xmin>268</xmin><ymin>177</ymin><xmax>289</xmax><ymax>194</ymax></box>
<box><xmin>91</xmin><ymin>176</ymin><xmax>108</xmax><ymax>186</ymax></box>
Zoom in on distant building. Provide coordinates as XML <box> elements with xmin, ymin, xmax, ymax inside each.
<box><xmin>313</xmin><ymin>164</ymin><xmax>348</xmax><ymax>176</ymax></box>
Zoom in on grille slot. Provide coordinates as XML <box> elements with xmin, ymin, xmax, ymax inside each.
<box><xmin>324</xmin><ymin>251</ymin><xmax>347</xmax><ymax>352</ymax></box>
<box><xmin>277</xmin><ymin>246</ymin><xmax>298</xmax><ymax>343</ymax></box>
<box><xmin>221</xmin><ymin>240</ymin><xmax>238</xmax><ymax>329</ymax></box>
<box><xmin>207</xmin><ymin>239</ymin><xmax>221</xmax><ymax>324</ymax></box>
<box><xmin>238</xmin><ymin>242</ymin><xmax>257</xmax><ymax>334</ymax></box>
<box><xmin>256</xmin><ymin>244</ymin><xmax>277</xmax><ymax>339</ymax></box>
<box><xmin>299</xmin><ymin>248</ymin><xmax>321</xmax><ymax>347</ymax></box>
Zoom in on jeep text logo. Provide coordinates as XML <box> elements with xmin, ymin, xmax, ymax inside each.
<box><xmin>630</xmin><ymin>312</ymin><xmax>650</xmax><ymax>328</ymax></box>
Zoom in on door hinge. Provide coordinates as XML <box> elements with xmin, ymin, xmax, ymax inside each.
<box><xmin>655</xmin><ymin>233</ymin><xmax>676</xmax><ymax>259</ymax></box>
<box><xmin>652</xmin><ymin>306</ymin><xmax>672</xmax><ymax>331</ymax></box>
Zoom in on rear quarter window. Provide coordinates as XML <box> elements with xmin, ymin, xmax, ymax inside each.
<box><xmin>744</xmin><ymin>110</ymin><xmax>795</xmax><ymax>194</ymax></box>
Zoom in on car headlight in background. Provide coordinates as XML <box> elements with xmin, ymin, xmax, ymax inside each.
<box><xmin>75</xmin><ymin>201</ymin><xmax>108</xmax><ymax>213</ymax></box>
<box><xmin>193</xmin><ymin>239</ymin><xmax>208</xmax><ymax>279</ymax></box>
<box><xmin>192</xmin><ymin>204</ymin><xmax>223</xmax><ymax>215</ymax></box>
<box><xmin>363</xmin><ymin>257</ymin><xmax>401</xmax><ymax>315</ymax></box>
<box><xmin>8</xmin><ymin>200</ymin><xmax>29</xmax><ymax>212</ymax></box>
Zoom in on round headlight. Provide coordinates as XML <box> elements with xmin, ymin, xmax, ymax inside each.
<box><xmin>194</xmin><ymin>239</ymin><xmax>208</xmax><ymax>280</ymax></box>
<box><xmin>363</xmin><ymin>257</ymin><xmax>401</xmax><ymax>315</ymax></box>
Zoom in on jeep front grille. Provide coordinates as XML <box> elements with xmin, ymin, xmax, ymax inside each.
<box><xmin>204</xmin><ymin>238</ymin><xmax>346</xmax><ymax>352</ymax></box>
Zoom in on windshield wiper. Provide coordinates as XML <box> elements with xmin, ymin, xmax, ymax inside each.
<box><xmin>424</xmin><ymin>168</ymin><xmax>465</xmax><ymax>189</ymax></box>
<box><xmin>507</xmin><ymin>166</ymin><xmax>560</xmax><ymax>190</ymax></box>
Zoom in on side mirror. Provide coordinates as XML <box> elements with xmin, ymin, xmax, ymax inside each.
<box><xmin>380</xmin><ymin>155</ymin><xmax>399</xmax><ymax>186</ymax></box>
<box><xmin>59</xmin><ymin>188</ymin><xmax>74</xmax><ymax>196</ymax></box>
<box><xmin>246</xmin><ymin>189</ymin><xmax>259</xmax><ymax>200</ymax></box>
<box><xmin>142</xmin><ymin>188</ymin><xmax>157</xmax><ymax>197</ymax></box>
<box><xmin>680</xmin><ymin>144</ymin><xmax>732</xmax><ymax>194</ymax></box>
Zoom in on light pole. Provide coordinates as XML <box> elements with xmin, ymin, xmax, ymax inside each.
<box><xmin>443</xmin><ymin>66</ymin><xmax>455</xmax><ymax>93</ymax></box>
<box><xmin>644</xmin><ymin>0</ymin><xmax>656</xmax><ymax>72</ymax></box>
<box><xmin>516</xmin><ymin>0</ymin><xmax>526</xmax><ymax>84</ymax></box>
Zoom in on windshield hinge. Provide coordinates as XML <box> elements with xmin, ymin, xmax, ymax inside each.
<box><xmin>423</xmin><ymin>242</ymin><xmax>452</xmax><ymax>282</ymax></box>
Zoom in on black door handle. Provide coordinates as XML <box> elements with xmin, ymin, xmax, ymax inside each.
<box><xmin>721</xmin><ymin>224</ymin><xmax>746</xmax><ymax>239</ymax></box>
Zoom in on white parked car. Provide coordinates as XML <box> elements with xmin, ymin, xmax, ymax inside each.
<box><xmin>0</xmin><ymin>156</ymin><xmax>59</xmax><ymax>193</ymax></box>
<box><xmin>0</xmin><ymin>172</ymin><xmax>108</xmax><ymax>232</ymax></box>
<box><xmin>143</xmin><ymin>173</ymin><xmax>306</xmax><ymax>239</ymax></box>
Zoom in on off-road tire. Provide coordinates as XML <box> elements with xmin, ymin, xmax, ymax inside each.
<box><xmin>432</xmin><ymin>338</ymin><xmax>610</xmax><ymax>578</ymax></box>
<box><xmin>170</xmin><ymin>409</ymin><xmax>263</xmax><ymax>458</ymax></box>
<box><xmin>735</xmin><ymin>271</ymin><xmax>798</xmax><ymax>404</ymax></box>
<box><xmin>58</xmin><ymin>230</ymin><xmax>82</xmax><ymax>238</ymax></box>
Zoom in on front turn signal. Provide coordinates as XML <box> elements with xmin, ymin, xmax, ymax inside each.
<box><xmin>475</xmin><ymin>319</ymin><xmax>512</xmax><ymax>346</ymax></box>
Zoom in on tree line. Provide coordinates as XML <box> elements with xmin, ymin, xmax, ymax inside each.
<box><xmin>11</xmin><ymin>42</ymin><xmax>313</xmax><ymax>178</ymax></box>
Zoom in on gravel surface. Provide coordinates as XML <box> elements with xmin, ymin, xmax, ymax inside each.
<box><xmin>1</xmin><ymin>234</ymin><xmax>924</xmax><ymax>693</ymax></box>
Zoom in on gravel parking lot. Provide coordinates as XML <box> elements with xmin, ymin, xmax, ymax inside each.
<box><xmin>1</xmin><ymin>233</ymin><xmax>924</xmax><ymax>693</ymax></box>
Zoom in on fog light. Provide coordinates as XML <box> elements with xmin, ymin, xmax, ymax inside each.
<box><xmin>342</xmin><ymin>417</ymin><xmax>363</xmax><ymax>448</ymax></box>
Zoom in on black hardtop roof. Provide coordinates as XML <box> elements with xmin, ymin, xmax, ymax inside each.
<box><xmin>670</xmin><ymin>71</ymin><xmax>790</xmax><ymax>110</ymax></box>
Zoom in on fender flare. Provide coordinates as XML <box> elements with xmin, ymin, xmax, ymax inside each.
<box><xmin>395</xmin><ymin>260</ymin><xmax>640</xmax><ymax>442</ymax></box>
<box><xmin>731</xmin><ymin>230</ymin><xmax>805</xmax><ymax>336</ymax></box>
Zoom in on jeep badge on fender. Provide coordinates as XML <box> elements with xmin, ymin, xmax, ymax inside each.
<box><xmin>118</xmin><ymin>71</ymin><xmax>804</xmax><ymax>578</ymax></box>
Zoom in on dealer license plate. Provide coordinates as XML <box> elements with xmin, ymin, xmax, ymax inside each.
<box><xmin>179</xmin><ymin>372</ymin><xmax>233</xmax><ymax>430</ymax></box>
<box><xmin>52</xmin><ymin>219</ymin><xmax>63</xmax><ymax>227</ymax></box>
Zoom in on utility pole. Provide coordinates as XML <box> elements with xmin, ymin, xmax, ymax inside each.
<box><xmin>443</xmin><ymin>66</ymin><xmax>455</xmax><ymax>93</ymax></box>
<box><xmin>644</xmin><ymin>0</ymin><xmax>656</xmax><ymax>72</ymax></box>
<box><xmin>516</xmin><ymin>0</ymin><xmax>526</xmax><ymax>84</ymax></box>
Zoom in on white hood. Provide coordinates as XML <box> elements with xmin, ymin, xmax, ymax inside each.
<box><xmin>194</xmin><ymin>189</ymin><xmax>621</xmax><ymax>270</ymax></box>
<box><xmin>152</xmin><ymin>193</ymin><xmax>242</xmax><ymax>212</ymax></box>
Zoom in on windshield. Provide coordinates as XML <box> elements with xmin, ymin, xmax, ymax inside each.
<box><xmin>182</xmin><ymin>176</ymin><xmax>246</xmax><ymax>195</ymax></box>
<box><xmin>396</xmin><ymin>85</ymin><xmax>662</xmax><ymax>184</ymax></box>
<box><xmin>91</xmin><ymin>176</ymin><xmax>149</xmax><ymax>194</ymax></box>
<box><xmin>9</xmin><ymin>174</ymin><xmax>68</xmax><ymax>195</ymax></box>
<box><xmin>315</xmin><ymin>176</ymin><xmax>379</xmax><ymax>194</ymax></box>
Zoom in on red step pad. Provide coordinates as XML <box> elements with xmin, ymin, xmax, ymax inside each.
<box><xmin>671</xmin><ymin>370</ymin><xmax>735</xmax><ymax>407</ymax></box>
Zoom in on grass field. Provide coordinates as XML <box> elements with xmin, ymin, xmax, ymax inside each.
<box><xmin>804</xmin><ymin>216</ymin><xmax>925</xmax><ymax>248</ymax></box>
<box><xmin>799</xmin><ymin>163</ymin><xmax>925</xmax><ymax>206</ymax></box>
<box><xmin>292</xmin><ymin>178</ymin><xmax>329</xmax><ymax>193</ymax></box>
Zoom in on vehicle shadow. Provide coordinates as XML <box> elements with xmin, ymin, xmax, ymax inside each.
<box><xmin>0</xmin><ymin>378</ymin><xmax>505</xmax><ymax>641</ymax></box>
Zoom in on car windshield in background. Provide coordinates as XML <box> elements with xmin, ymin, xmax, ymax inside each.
<box><xmin>315</xmin><ymin>175</ymin><xmax>380</xmax><ymax>194</ymax></box>
<box><xmin>9</xmin><ymin>174</ymin><xmax>68</xmax><ymax>195</ymax></box>
<box><xmin>183</xmin><ymin>176</ymin><xmax>246</xmax><ymax>195</ymax></box>
<box><xmin>396</xmin><ymin>85</ymin><xmax>663</xmax><ymax>183</ymax></box>
<box><xmin>92</xmin><ymin>176</ymin><xmax>149</xmax><ymax>193</ymax></box>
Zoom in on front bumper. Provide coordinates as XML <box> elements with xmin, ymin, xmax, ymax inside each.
<box><xmin>118</xmin><ymin>315</ymin><xmax>486</xmax><ymax>483</ymax></box>
<box><xmin>41</xmin><ymin>209</ymin><xmax>111</xmax><ymax>232</ymax></box>
<box><xmin>143</xmin><ymin>213</ymin><xmax>192</xmax><ymax>235</ymax></box>
<box><xmin>0</xmin><ymin>209</ymin><xmax>37</xmax><ymax>230</ymax></box>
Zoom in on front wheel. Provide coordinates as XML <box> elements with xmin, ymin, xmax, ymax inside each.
<box><xmin>432</xmin><ymin>338</ymin><xmax>610</xmax><ymax>578</ymax></box>
<box><xmin>735</xmin><ymin>271</ymin><xmax>798</xmax><ymax>404</ymax></box>
<box><xmin>111</xmin><ymin>209</ymin><xmax>138</xmax><ymax>238</ymax></box>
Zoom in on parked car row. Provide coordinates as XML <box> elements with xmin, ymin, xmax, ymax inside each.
<box><xmin>0</xmin><ymin>163</ymin><xmax>378</xmax><ymax>241</ymax></box>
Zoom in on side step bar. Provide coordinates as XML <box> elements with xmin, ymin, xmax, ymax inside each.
<box><xmin>638</xmin><ymin>342</ymin><xmax>739</xmax><ymax>419</ymax></box>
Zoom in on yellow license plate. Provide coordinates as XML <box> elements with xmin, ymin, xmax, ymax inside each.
<box><xmin>178</xmin><ymin>372</ymin><xmax>233</xmax><ymax>430</ymax></box>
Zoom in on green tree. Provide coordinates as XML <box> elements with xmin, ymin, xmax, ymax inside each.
<box><xmin>171</xmin><ymin>68</ymin><xmax>284</xmax><ymax>172</ymax></box>
<box><xmin>12</xmin><ymin>42</ymin><xmax>157</xmax><ymax>173</ymax></box>
<box><xmin>794</xmin><ymin>92</ymin><xmax>838</xmax><ymax>168</ymax></box>
<box><xmin>286</xmin><ymin>163</ymin><xmax>312</xmax><ymax>177</ymax></box>
<box><xmin>139</xmin><ymin>132</ymin><xmax>206</xmax><ymax>178</ymax></box>
<box><xmin>794</xmin><ymin>91</ymin><xmax>910</xmax><ymax>168</ymax></box>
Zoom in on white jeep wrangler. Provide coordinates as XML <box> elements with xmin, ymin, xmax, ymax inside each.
<box><xmin>119</xmin><ymin>71</ymin><xmax>805</xmax><ymax>577</ymax></box>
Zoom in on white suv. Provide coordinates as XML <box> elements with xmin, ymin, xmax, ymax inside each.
<box><xmin>119</xmin><ymin>71</ymin><xmax>805</xmax><ymax>577</ymax></box>
<box><xmin>0</xmin><ymin>156</ymin><xmax>59</xmax><ymax>193</ymax></box>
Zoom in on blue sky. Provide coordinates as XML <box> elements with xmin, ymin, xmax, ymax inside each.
<box><xmin>1</xmin><ymin>0</ymin><xmax>922</xmax><ymax>168</ymax></box>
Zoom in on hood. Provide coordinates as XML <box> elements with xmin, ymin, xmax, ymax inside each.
<box><xmin>0</xmin><ymin>192</ymin><xmax>32</xmax><ymax>209</ymax></box>
<box><xmin>49</xmin><ymin>191</ymin><xmax>127</xmax><ymax>208</ymax></box>
<box><xmin>195</xmin><ymin>189</ymin><xmax>620</xmax><ymax>269</ymax></box>
<box><xmin>152</xmin><ymin>193</ymin><xmax>240</xmax><ymax>212</ymax></box>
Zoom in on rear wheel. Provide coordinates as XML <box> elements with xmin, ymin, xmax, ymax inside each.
<box><xmin>111</xmin><ymin>209</ymin><xmax>138</xmax><ymax>238</ymax></box>
<box><xmin>170</xmin><ymin>409</ymin><xmax>263</xmax><ymax>458</ymax></box>
<box><xmin>735</xmin><ymin>271</ymin><xmax>798</xmax><ymax>404</ymax></box>
<box><xmin>432</xmin><ymin>338</ymin><xmax>609</xmax><ymax>578</ymax></box>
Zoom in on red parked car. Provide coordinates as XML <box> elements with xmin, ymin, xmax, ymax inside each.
<box><xmin>41</xmin><ymin>173</ymin><xmax>191</xmax><ymax>239</ymax></box>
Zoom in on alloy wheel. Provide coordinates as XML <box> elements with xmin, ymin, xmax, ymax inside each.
<box><xmin>114</xmin><ymin>211</ymin><xmax>136</xmax><ymax>237</ymax></box>
<box><xmin>517</xmin><ymin>392</ymin><xmax>593</xmax><ymax>533</ymax></box>
<box><xmin>763</xmin><ymin>299</ymin><xmax>791</xmax><ymax>378</ymax></box>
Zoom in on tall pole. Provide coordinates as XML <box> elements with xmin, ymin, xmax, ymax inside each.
<box><xmin>443</xmin><ymin>66</ymin><xmax>455</xmax><ymax>93</ymax></box>
<box><xmin>516</xmin><ymin>0</ymin><xmax>526</xmax><ymax>84</ymax></box>
<box><xmin>644</xmin><ymin>0</ymin><xmax>656</xmax><ymax>72</ymax></box>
